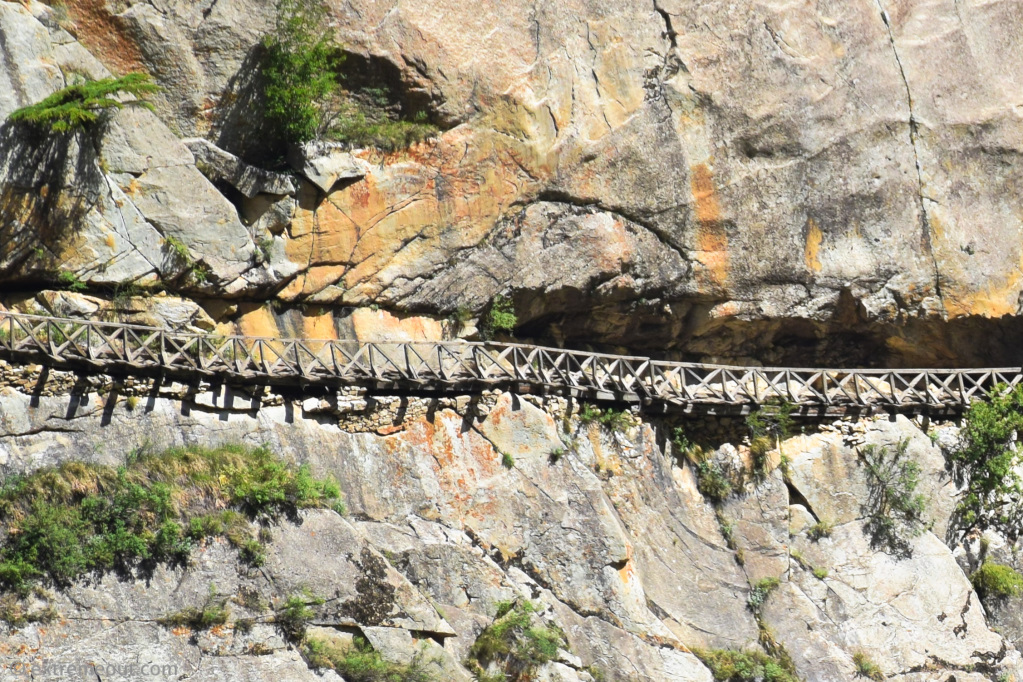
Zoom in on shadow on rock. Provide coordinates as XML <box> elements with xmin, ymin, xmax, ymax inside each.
<box><xmin>0</xmin><ymin>118</ymin><xmax>107</xmax><ymax>275</ymax></box>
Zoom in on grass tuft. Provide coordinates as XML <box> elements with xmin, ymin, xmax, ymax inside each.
<box><xmin>274</xmin><ymin>591</ymin><xmax>324</xmax><ymax>641</ymax></box>
<box><xmin>158</xmin><ymin>602</ymin><xmax>229</xmax><ymax>630</ymax></box>
<box><xmin>0</xmin><ymin>593</ymin><xmax>60</xmax><ymax>627</ymax></box>
<box><xmin>852</xmin><ymin>651</ymin><xmax>884</xmax><ymax>680</ymax></box>
<box><xmin>806</xmin><ymin>520</ymin><xmax>833</xmax><ymax>541</ymax></box>
<box><xmin>578</xmin><ymin>403</ymin><xmax>631</xmax><ymax>434</ymax></box>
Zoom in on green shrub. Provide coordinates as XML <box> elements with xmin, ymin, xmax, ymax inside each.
<box><xmin>747</xmin><ymin>402</ymin><xmax>795</xmax><ymax>474</ymax></box>
<box><xmin>8</xmin><ymin>73</ymin><xmax>158</xmax><ymax>132</ymax></box>
<box><xmin>262</xmin><ymin>0</ymin><xmax>342</xmax><ymax>144</ymax></box>
<box><xmin>305</xmin><ymin>635</ymin><xmax>435</xmax><ymax>681</ymax></box>
<box><xmin>970</xmin><ymin>561</ymin><xmax>1023</xmax><ymax>602</ymax></box>
<box><xmin>257</xmin><ymin>237</ymin><xmax>275</xmax><ymax>263</ymax></box>
<box><xmin>481</xmin><ymin>294</ymin><xmax>516</xmax><ymax>340</ymax></box>
<box><xmin>0</xmin><ymin>445</ymin><xmax>343</xmax><ymax>592</ymax></box>
<box><xmin>577</xmin><ymin>404</ymin><xmax>630</xmax><ymax>434</ymax></box>
<box><xmin>578</xmin><ymin>403</ymin><xmax>601</xmax><ymax>425</ymax></box>
<box><xmin>671</xmin><ymin>426</ymin><xmax>700</xmax><ymax>460</ymax></box>
<box><xmin>261</xmin><ymin>0</ymin><xmax>437</xmax><ymax>151</ymax></box>
<box><xmin>696</xmin><ymin>460</ymin><xmax>733</xmax><ymax>503</ymax></box>
<box><xmin>947</xmin><ymin>383</ymin><xmax>1023</xmax><ymax>541</ymax></box>
<box><xmin>190</xmin><ymin>263</ymin><xmax>211</xmax><ymax>285</ymax></box>
<box><xmin>747</xmin><ymin>577</ymin><xmax>780</xmax><ymax>614</ymax></box>
<box><xmin>852</xmin><ymin>652</ymin><xmax>884</xmax><ymax>680</ymax></box>
<box><xmin>598</xmin><ymin>408</ymin><xmax>630</xmax><ymax>433</ymax></box>
<box><xmin>501</xmin><ymin>452</ymin><xmax>515</xmax><ymax>469</ymax></box>
<box><xmin>56</xmin><ymin>270</ymin><xmax>86</xmax><ymax>292</ymax></box>
<box><xmin>274</xmin><ymin>592</ymin><xmax>324</xmax><ymax>641</ymax></box>
<box><xmin>692</xmin><ymin>647</ymin><xmax>798</xmax><ymax>682</ymax></box>
<box><xmin>812</xmin><ymin>567</ymin><xmax>828</xmax><ymax>580</ymax></box>
<box><xmin>860</xmin><ymin>440</ymin><xmax>927</xmax><ymax>558</ymax></box>
<box><xmin>464</xmin><ymin>600</ymin><xmax>566</xmax><ymax>682</ymax></box>
<box><xmin>806</xmin><ymin>520</ymin><xmax>833</xmax><ymax>541</ymax></box>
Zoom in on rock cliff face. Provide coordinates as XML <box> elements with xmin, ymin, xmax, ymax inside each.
<box><xmin>0</xmin><ymin>367</ymin><xmax>1021</xmax><ymax>681</ymax></box>
<box><xmin>3</xmin><ymin>1</ymin><xmax>1023</xmax><ymax>680</ymax></box>
<box><xmin>2</xmin><ymin>0</ymin><xmax>1023</xmax><ymax>365</ymax></box>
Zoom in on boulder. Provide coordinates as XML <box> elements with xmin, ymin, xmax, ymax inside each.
<box><xmin>287</xmin><ymin>142</ymin><xmax>368</xmax><ymax>194</ymax></box>
<box><xmin>185</xmin><ymin>138</ymin><xmax>297</xmax><ymax>198</ymax></box>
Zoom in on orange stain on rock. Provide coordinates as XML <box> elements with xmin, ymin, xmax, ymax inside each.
<box><xmin>944</xmin><ymin>269</ymin><xmax>1023</xmax><ymax>319</ymax></box>
<box><xmin>804</xmin><ymin>218</ymin><xmax>823</xmax><ymax>273</ymax></box>
<box><xmin>235</xmin><ymin>305</ymin><xmax>280</xmax><ymax>339</ymax></box>
<box><xmin>276</xmin><ymin>128</ymin><xmax>538</xmax><ymax>303</ymax></box>
<box><xmin>62</xmin><ymin>0</ymin><xmax>146</xmax><ymax>74</ymax></box>
<box><xmin>617</xmin><ymin>545</ymin><xmax>635</xmax><ymax>586</ymax></box>
<box><xmin>928</xmin><ymin>215</ymin><xmax>1023</xmax><ymax>319</ymax></box>
<box><xmin>300</xmin><ymin>307</ymin><xmax>339</xmax><ymax>340</ymax></box>
<box><xmin>691</xmin><ymin>164</ymin><xmax>722</xmax><ymax>227</ymax></box>
<box><xmin>690</xmin><ymin>163</ymin><xmax>729</xmax><ymax>289</ymax></box>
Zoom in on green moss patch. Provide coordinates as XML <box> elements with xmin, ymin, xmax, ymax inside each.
<box><xmin>970</xmin><ymin>561</ymin><xmax>1023</xmax><ymax>602</ymax></box>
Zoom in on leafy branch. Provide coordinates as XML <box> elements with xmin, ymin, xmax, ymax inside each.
<box><xmin>8</xmin><ymin>73</ymin><xmax>159</xmax><ymax>133</ymax></box>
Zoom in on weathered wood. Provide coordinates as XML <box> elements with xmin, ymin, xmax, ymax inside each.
<box><xmin>0</xmin><ymin>311</ymin><xmax>1019</xmax><ymax>412</ymax></box>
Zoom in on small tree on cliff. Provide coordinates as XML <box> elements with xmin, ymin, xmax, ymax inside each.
<box><xmin>259</xmin><ymin>0</ymin><xmax>438</xmax><ymax>152</ymax></box>
<box><xmin>261</xmin><ymin>0</ymin><xmax>343</xmax><ymax>145</ymax></box>
<box><xmin>8</xmin><ymin>73</ymin><xmax>159</xmax><ymax>133</ymax></box>
<box><xmin>946</xmin><ymin>383</ymin><xmax>1023</xmax><ymax>543</ymax></box>
<box><xmin>860</xmin><ymin>439</ymin><xmax>929</xmax><ymax>558</ymax></box>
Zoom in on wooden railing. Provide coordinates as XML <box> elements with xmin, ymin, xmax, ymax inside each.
<box><xmin>0</xmin><ymin>311</ymin><xmax>1018</xmax><ymax>411</ymax></box>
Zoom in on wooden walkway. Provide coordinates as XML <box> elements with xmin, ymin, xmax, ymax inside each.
<box><xmin>0</xmin><ymin>311</ymin><xmax>1017</xmax><ymax>413</ymax></box>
